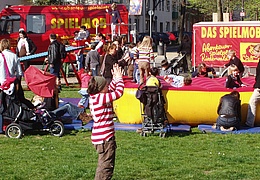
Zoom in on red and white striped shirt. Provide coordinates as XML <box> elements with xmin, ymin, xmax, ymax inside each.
<box><xmin>136</xmin><ymin>47</ymin><xmax>154</xmax><ymax>63</ymax></box>
<box><xmin>89</xmin><ymin>77</ymin><xmax>124</xmax><ymax>144</ymax></box>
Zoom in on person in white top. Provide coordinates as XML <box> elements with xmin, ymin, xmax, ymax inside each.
<box><xmin>0</xmin><ymin>38</ymin><xmax>34</xmax><ymax>109</ymax></box>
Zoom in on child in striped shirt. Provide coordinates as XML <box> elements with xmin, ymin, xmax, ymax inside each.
<box><xmin>87</xmin><ymin>64</ymin><xmax>124</xmax><ymax>180</ymax></box>
<box><xmin>136</xmin><ymin>36</ymin><xmax>154</xmax><ymax>84</ymax></box>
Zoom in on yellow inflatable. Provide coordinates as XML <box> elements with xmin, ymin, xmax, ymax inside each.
<box><xmin>113</xmin><ymin>77</ymin><xmax>260</xmax><ymax>126</ymax></box>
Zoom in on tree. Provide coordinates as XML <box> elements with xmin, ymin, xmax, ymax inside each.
<box><xmin>217</xmin><ymin>0</ymin><xmax>223</xmax><ymax>21</ymax></box>
<box><xmin>188</xmin><ymin>0</ymin><xmax>260</xmax><ymax>21</ymax></box>
<box><xmin>30</xmin><ymin>0</ymin><xmax>64</xmax><ymax>5</ymax></box>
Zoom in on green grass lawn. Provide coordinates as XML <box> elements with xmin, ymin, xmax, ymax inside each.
<box><xmin>1</xmin><ymin>87</ymin><xmax>259</xmax><ymax>179</ymax></box>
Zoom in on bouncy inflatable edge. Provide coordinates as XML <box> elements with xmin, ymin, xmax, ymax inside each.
<box><xmin>113</xmin><ymin>77</ymin><xmax>260</xmax><ymax>126</ymax></box>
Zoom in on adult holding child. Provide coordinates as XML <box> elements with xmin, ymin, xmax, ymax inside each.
<box><xmin>88</xmin><ymin>64</ymin><xmax>124</xmax><ymax>180</ymax></box>
<box><xmin>225</xmin><ymin>49</ymin><xmax>244</xmax><ymax>78</ymax></box>
<box><xmin>225</xmin><ymin>64</ymin><xmax>246</xmax><ymax>89</ymax></box>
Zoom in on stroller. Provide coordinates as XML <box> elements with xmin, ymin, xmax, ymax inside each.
<box><xmin>169</xmin><ymin>52</ymin><xmax>187</xmax><ymax>75</ymax></box>
<box><xmin>136</xmin><ymin>84</ymin><xmax>169</xmax><ymax>137</ymax></box>
<box><xmin>2</xmin><ymin>95</ymin><xmax>64</xmax><ymax>139</ymax></box>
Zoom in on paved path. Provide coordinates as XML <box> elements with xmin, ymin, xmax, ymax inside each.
<box><xmin>21</xmin><ymin>49</ymin><xmax>179</xmax><ymax>86</ymax></box>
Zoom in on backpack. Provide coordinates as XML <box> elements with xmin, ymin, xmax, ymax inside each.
<box><xmin>59</xmin><ymin>42</ymin><xmax>67</xmax><ymax>59</ymax></box>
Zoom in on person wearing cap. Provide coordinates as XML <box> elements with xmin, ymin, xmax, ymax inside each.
<box><xmin>87</xmin><ymin>64</ymin><xmax>124</xmax><ymax>180</ymax></box>
<box><xmin>159</xmin><ymin>59</ymin><xmax>174</xmax><ymax>76</ymax></box>
<box><xmin>85</xmin><ymin>43</ymin><xmax>100</xmax><ymax>76</ymax></box>
<box><xmin>16</xmin><ymin>28</ymin><xmax>37</xmax><ymax>70</ymax></box>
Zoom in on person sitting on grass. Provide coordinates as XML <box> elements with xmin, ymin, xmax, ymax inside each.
<box><xmin>212</xmin><ymin>91</ymin><xmax>241</xmax><ymax>131</ymax></box>
<box><xmin>51</xmin><ymin>102</ymin><xmax>92</xmax><ymax>123</ymax></box>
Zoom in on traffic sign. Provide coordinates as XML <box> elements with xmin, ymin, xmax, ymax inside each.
<box><xmin>148</xmin><ymin>10</ymin><xmax>154</xmax><ymax>16</ymax></box>
<box><xmin>240</xmin><ymin>12</ymin><xmax>245</xmax><ymax>17</ymax></box>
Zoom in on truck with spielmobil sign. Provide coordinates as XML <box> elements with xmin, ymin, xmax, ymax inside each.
<box><xmin>0</xmin><ymin>4</ymin><xmax>128</xmax><ymax>62</ymax></box>
<box><xmin>192</xmin><ymin>21</ymin><xmax>260</xmax><ymax>68</ymax></box>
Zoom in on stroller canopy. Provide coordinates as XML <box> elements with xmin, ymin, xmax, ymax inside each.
<box><xmin>24</xmin><ymin>66</ymin><xmax>56</xmax><ymax>98</ymax></box>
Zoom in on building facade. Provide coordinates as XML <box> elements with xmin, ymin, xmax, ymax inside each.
<box><xmin>0</xmin><ymin>0</ymin><xmax>30</xmax><ymax>12</ymax></box>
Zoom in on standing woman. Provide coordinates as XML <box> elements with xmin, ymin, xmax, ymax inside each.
<box><xmin>95</xmin><ymin>33</ymin><xmax>106</xmax><ymax>74</ymax></box>
<box><xmin>177</xmin><ymin>34</ymin><xmax>191</xmax><ymax>73</ymax></box>
<box><xmin>246</xmin><ymin>44</ymin><xmax>260</xmax><ymax>127</ymax></box>
<box><xmin>103</xmin><ymin>44</ymin><xmax>118</xmax><ymax>84</ymax></box>
<box><xmin>16</xmin><ymin>28</ymin><xmax>37</xmax><ymax>70</ymax></box>
<box><xmin>0</xmin><ymin>38</ymin><xmax>34</xmax><ymax>109</ymax></box>
<box><xmin>136</xmin><ymin>36</ymin><xmax>154</xmax><ymax>84</ymax></box>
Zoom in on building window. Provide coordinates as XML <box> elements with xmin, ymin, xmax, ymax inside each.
<box><xmin>160</xmin><ymin>22</ymin><xmax>163</xmax><ymax>32</ymax></box>
<box><xmin>166</xmin><ymin>21</ymin><xmax>170</xmax><ymax>32</ymax></box>
<box><xmin>162</xmin><ymin>0</ymin><xmax>164</xmax><ymax>11</ymax></box>
<box><xmin>146</xmin><ymin>20</ymin><xmax>149</xmax><ymax>31</ymax></box>
<box><xmin>166</xmin><ymin>0</ymin><xmax>170</xmax><ymax>12</ymax></box>
<box><xmin>27</xmin><ymin>15</ymin><xmax>46</xmax><ymax>34</ymax></box>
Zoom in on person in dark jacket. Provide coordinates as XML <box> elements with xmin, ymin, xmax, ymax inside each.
<box><xmin>225</xmin><ymin>49</ymin><xmax>244</xmax><ymax>78</ymax></box>
<box><xmin>246</xmin><ymin>44</ymin><xmax>260</xmax><ymax>127</ymax></box>
<box><xmin>44</xmin><ymin>34</ymin><xmax>62</xmax><ymax>110</ymax></box>
<box><xmin>45</xmin><ymin>34</ymin><xmax>61</xmax><ymax>79</ymax></box>
<box><xmin>226</xmin><ymin>64</ymin><xmax>246</xmax><ymax>89</ymax></box>
<box><xmin>16</xmin><ymin>28</ymin><xmax>37</xmax><ymax>70</ymax></box>
<box><xmin>214</xmin><ymin>91</ymin><xmax>241</xmax><ymax>131</ymax></box>
<box><xmin>85</xmin><ymin>44</ymin><xmax>100</xmax><ymax>76</ymax></box>
<box><xmin>177</xmin><ymin>34</ymin><xmax>192</xmax><ymax>73</ymax></box>
<box><xmin>106</xmin><ymin>3</ymin><xmax>124</xmax><ymax>40</ymax></box>
<box><xmin>103</xmin><ymin>44</ymin><xmax>118</xmax><ymax>84</ymax></box>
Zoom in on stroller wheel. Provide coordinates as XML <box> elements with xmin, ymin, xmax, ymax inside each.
<box><xmin>140</xmin><ymin>131</ymin><xmax>147</xmax><ymax>137</ymax></box>
<box><xmin>159</xmin><ymin>132</ymin><xmax>166</xmax><ymax>138</ymax></box>
<box><xmin>49</xmin><ymin>121</ymin><xmax>64</xmax><ymax>137</ymax></box>
<box><xmin>5</xmin><ymin>123</ymin><xmax>23</xmax><ymax>139</ymax></box>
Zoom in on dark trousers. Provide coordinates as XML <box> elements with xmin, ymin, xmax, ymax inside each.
<box><xmin>15</xmin><ymin>79</ymin><xmax>34</xmax><ymax>109</ymax></box>
<box><xmin>216</xmin><ymin>116</ymin><xmax>240</xmax><ymax>129</ymax></box>
<box><xmin>0</xmin><ymin>115</ymin><xmax>2</xmax><ymax>133</ymax></box>
<box><xmin>94</xmin><ymin>136</ymin><xmax>117</xmax><ymax>180</ymax></box>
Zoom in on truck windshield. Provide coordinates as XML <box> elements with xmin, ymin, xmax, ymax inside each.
<box><xmin>0</xmin><ymin>15</ymin><xmax>20</xmax><ymax>34</ymax></box>
<box><xmin>27</xmin><ymin>15</ymin><xmax>46</xmax><ymax>34</ymax></box>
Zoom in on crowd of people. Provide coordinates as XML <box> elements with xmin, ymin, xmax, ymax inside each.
<box><xmin>1</xmin><ymin>15</ymin><xmax>260</xmax><ymax>179</ymax></box>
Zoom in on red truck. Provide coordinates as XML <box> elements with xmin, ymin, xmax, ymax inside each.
<box><xmin>0</xmin><ymin>4</ymin><xmax>129</xmax><ymax>62</ymax></box>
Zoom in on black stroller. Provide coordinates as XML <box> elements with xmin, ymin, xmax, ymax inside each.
<box><xmin>169</xmin><ymin>52</ymin><xmax>187</xmax><ymax>75</ymax></box>
<box><xmin>136</xmin><ymin>85</ymin><xmax>169</xmax><ymax>137</ymax></box>
<box><xmin>2</xmin><ymin>95</ymin><xmax>64</xmax><ymax>139</ymax></box>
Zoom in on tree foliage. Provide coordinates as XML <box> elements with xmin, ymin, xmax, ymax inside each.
<box><xmin>30</xmin><ymin>0</ymin><xmax>63</xmax><ymax>5</ymax></box>
<box><xmin>188</xmin><ymin>0</ymin><xmax>260</xmax><ymax>21</ymax></box>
